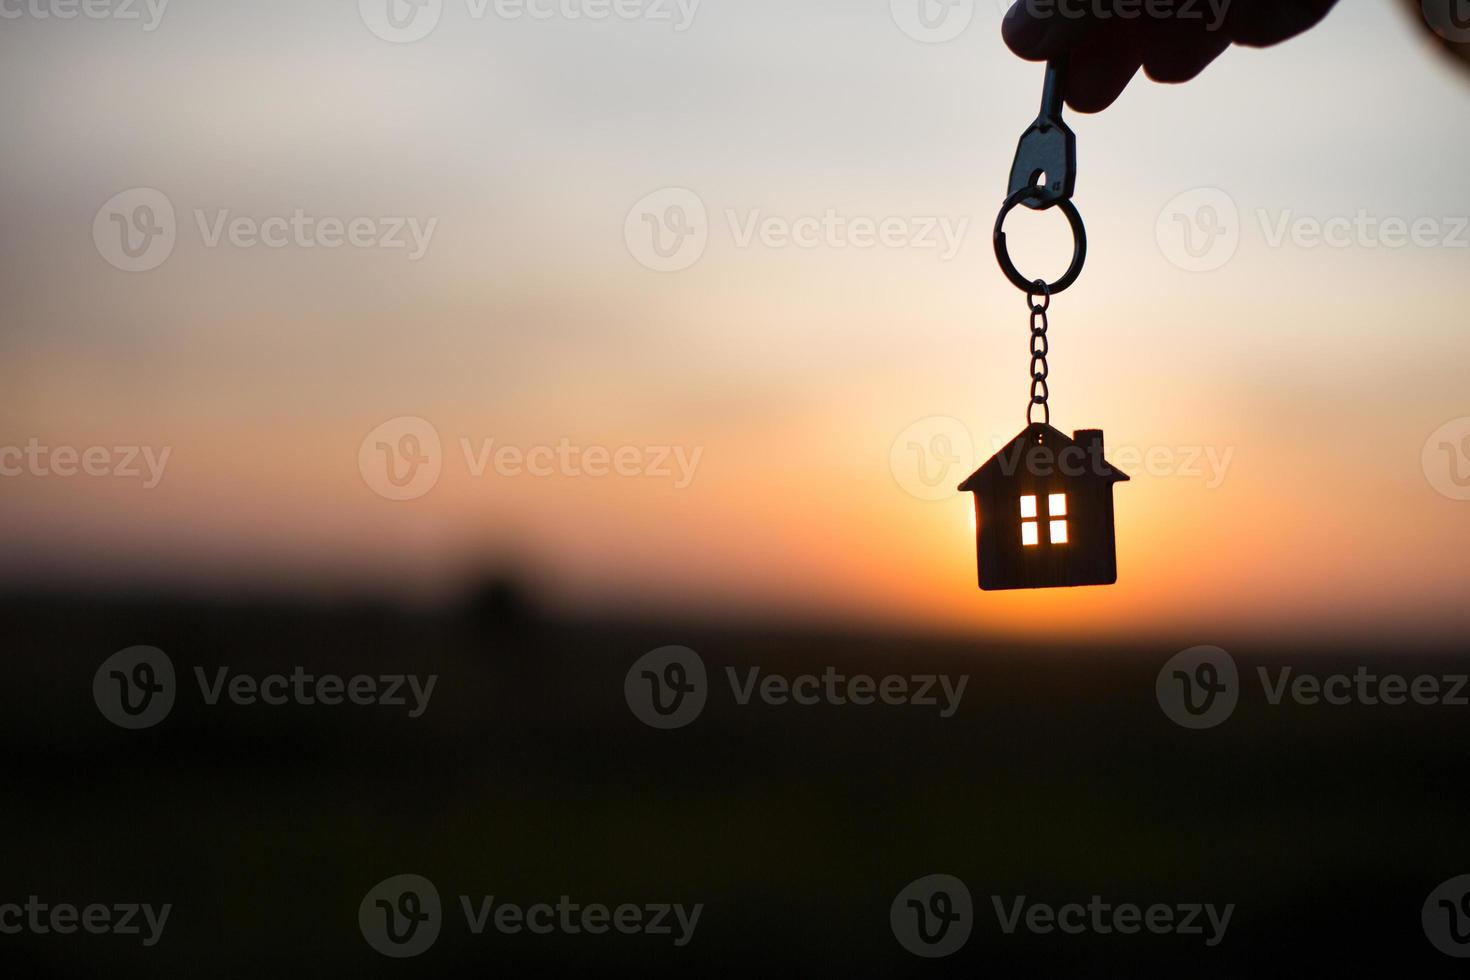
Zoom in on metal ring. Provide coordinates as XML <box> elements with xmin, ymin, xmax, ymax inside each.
<box><xmin>993</xmin><ymin>187</ymin><xmax>1087</xmax><ymax>295</ymax></box>
<box><xmin>1028</xmin><ymin>282</ymin><xmax>1051</xmax><ymax>312</ymax></box>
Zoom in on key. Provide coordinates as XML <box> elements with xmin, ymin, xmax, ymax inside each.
<box><xmin>1006</xmin><ymin>60</ymin><xmax>1077</xmax><ymax>211</ymax></box>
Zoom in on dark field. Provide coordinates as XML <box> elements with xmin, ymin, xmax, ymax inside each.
<box><xmin>4</xmin><ymin>590</ymin><xmax>1468</xmax><ymax>975</ymax></box>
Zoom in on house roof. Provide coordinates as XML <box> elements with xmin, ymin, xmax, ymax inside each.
<box><xmin>958</xmin><ymin>422</ymin><xmax>1130</xmax><ymax>492</ymax></box>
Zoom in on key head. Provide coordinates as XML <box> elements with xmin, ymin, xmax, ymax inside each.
<box><xmin>1007</xmin><ymin>116</ymin><xmax>1076</xmax><ymax>211</ymax></box>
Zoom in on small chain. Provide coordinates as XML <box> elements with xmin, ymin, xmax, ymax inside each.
<box><xmin>1026</xmin><ymin>279</ymin><xmax>1051</xmax><ymax>426</ymax></box>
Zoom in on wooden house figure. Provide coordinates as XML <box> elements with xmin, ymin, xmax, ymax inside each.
<box><xmin>958</xmin><ymin>423</ymin><xmax>1129</xmax><ymax>591</ymax></box>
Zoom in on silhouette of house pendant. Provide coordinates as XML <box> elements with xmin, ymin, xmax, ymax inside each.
<box><xmin>958</xmin><ymin>423</ymin><xmax>1129</xmax><ymax>591</ymax></box>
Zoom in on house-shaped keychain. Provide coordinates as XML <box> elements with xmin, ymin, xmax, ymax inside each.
<box><xmin>958</xmin><ymin>423</ymin><xmax>1129</xmax><ymax>591</ymax></box>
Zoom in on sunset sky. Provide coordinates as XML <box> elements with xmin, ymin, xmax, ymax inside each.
<box><xmin>2</xmin><ymin>0</ymin><xmax>1468</xmax><ymax>642</ymax></box>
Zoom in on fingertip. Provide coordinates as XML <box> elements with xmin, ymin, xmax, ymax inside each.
<box><xmin>1142</xmin><ymin>34</ymin><xmax>1230</xmax><ymax>83</ymax></box>
<box><xmin>1064</xmin><ymin>23</ymin><xmax>1144</xmax><ymax>114</ymax></box>
<box><xmin>1002</xmin><ymin>4</ymin><xmax>1097</xmax><ymax>60</ymax></box>
<box><xmin>1001</xmin><ymin>4</ymin><xmax>1049</xmax><ymax>58</ymax></box>
<box><xmin>1065</xmin><ymin>68</ymin><xmax>1138</xmax><ymax>114</ymax></box>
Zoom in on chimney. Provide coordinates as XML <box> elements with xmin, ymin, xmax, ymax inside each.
<box><xmin>1074</xmin><ymin>430</ymin><xmax>1104</xmax><ymax>474</ymax></box>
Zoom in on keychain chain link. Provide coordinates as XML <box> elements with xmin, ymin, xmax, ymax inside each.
<box><xmin>1026</xmin><ymin>279</ymin><xmax>1051</xmax><ymax>426</ymax></box>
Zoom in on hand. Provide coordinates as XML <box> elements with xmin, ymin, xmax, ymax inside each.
<box><xmin>1002</xmin><ymin>0</ymin><xmax>1340</xmax><ymax>113</ymax></box>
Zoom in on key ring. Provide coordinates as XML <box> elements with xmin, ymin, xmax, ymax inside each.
<box><xmin>993</xmin><ymin>59</ymin><xmax>1087</xmax><ymax>295</ymax></box>
<box><xmin>992</xmin><ymin>186</ymin><xmax>1087</xmax><ymax>295</ymax></box>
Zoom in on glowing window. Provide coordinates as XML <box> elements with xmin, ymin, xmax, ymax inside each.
<box><xmin>1020</xmin><ymin>496</ymin><xmax>1039</xmax><ymax>545</ymax></box>
<box><xmin>1048</xmin><ymin>494</ymin><xmax>1069</xmax><ymax>544</ymax></box>
<box><xmin>1021</xmin><ymin>493</ymin><xmax>1070</xmax><ymax>547</ymax></box>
